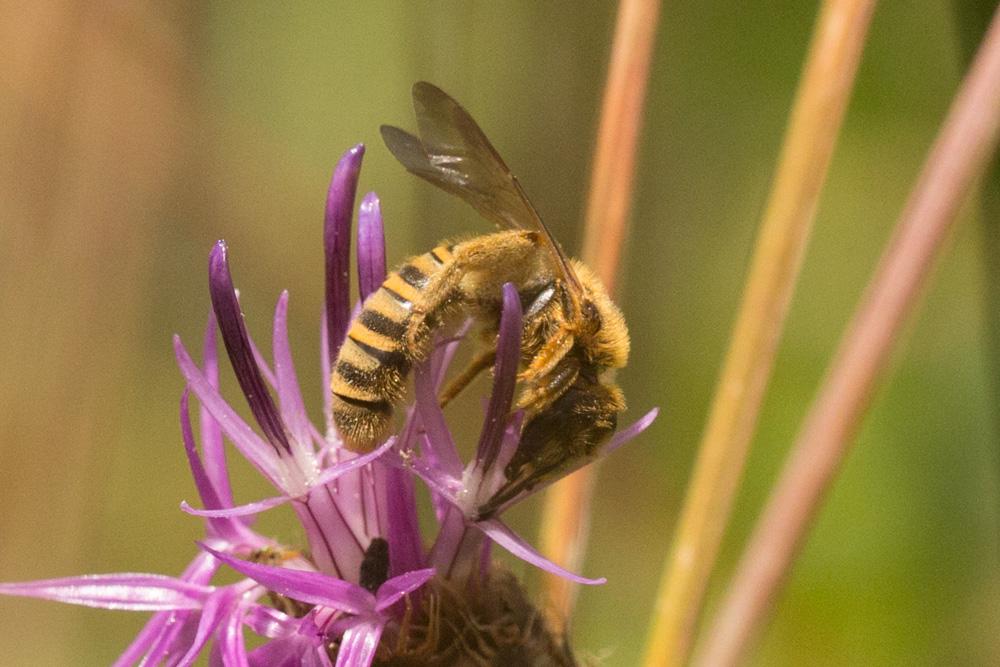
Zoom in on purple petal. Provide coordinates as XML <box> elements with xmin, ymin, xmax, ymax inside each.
<box><xmin>431</xmin><ymin>320</ymin><xmax>472</xmax><ymax>390</ymax></box>
<box><xmin>201</xmin><ymin>545</ymin><xmax>373</xmax><ymax>614</ymax></box>
<box><xmin>412</xmin><ymin>360</ymin><xmax>463</xmax><ymax>478</ymax></box>
<box><xmin>181</xmin><ymin>391</ymin><xmax>226</xmax><ymax>512</ymax></box>
<box><xmin>335</xmin><ymin>619</ymin><xmax>384</xmax><ymax>667</ymax></box>
<box><xmin>312</xmin><ymin>437</ymin><xmax>395</xmax><ymax>487</ymax></box>
<box><xmin>218</xmin><ymin>605</ymin><xmax>250</xmax><ymax>667</ymax></box>
<box><xmin>209</xmin><ymin>241</ymin><xmax>292</xmax><ymax>455</ymax></box>
<box><xmin>374</xmin><ymin>462</ymin><xmax>424</xmax><ymax>577</ymax></box>
<box><xmin>176</xmin><ymin>587</ymin><xmax>239</xmax><ymax>667</ymax></box>
<box><xmin>113</xmin><ymin>553</ymin><xmax>221</xmax><ymax>666</ymax></box>
<box><xmin>175</xmin><ymin>337</ymin><xmax>285</xmax><ymax>487</ymax></box>
<box><xmin>290</xmin><ymin>490</ymin><xmax>365</xmax><ymax>582</ymax></box>
<box><xmin>603</xmin><ymin>407</ymin><xmax>659</xmax><ymax>455</ymax></box>
<box><xmin>475</xmin><ymin>284</ymin><xmax>522</xmax><ymax>472</ymax></box>
<box><xmin>200</xmin><ymin>309</ymin><xmax>234</xmax><ymax>507</ymax></box>
<box><xmin>357</xmin><ymin>192</ymin><xmax>386</xmax><ymax>302</ymax></box>
<box><xmin>405</xmin><ymin>438</ymin><xmax>463</xmax><ymax>503</ymax></box>
<box><xmin>181</xmin><ymin>391</ymin><xmax>256</xmax><ymax>543</ymax></box>
<box><xmin>476</xmin><ymin>519</ymin><xmax>606</xmax><ymax>585</ymax></box>
<box><xmin>325</xmin><ymin>145</ymin><xmax>365</xmax><ymax>362</ymax></box>
<box><xmin>493</xmin><ymin>409</ymin><xmax>525</xmax><ymax>481</ymax></box>
<box><xmin>273</xmin><ymin>291</ymin><xmax>313</xmax><ymax>447</ymax></box>
<box><xmin>0</xmin><ymin>573</ymin><xmax>213</xmax><ymax>610</ymax></box>
<box><xmin>248</xmin><ymin>635</ymin><xmax>319</xmax><ymax>667</ymax></box>
<box><xmin>146</xmin><ymin>611</ymin><xmax>201</xmax><ymax>665</ymax></box>
<box><xmin>181</xmin><ymin>494</ymin><xmax>290</xmax><ymax>518</ymax></box>
<box><xmin>373</xmin><ymin>568</ymin><xmax>435</xmax><ymax>611</ymax></box>
<box><xmin>320</xmin><ymin>311</ymin><xmax>335</xmax><ymax>434</ymax></box>
<box><xmin>244</xmin><ymin>605</ymin><xmax>297</xmax><ymax>639</ymax></box>
<box><xmin>428</xmin><ymin>506</ymin><xmax>482</xmax><ymax>584</ymax></box>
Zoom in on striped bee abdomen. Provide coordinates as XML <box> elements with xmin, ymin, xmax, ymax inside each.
<box><xmin>331</xmin><ymin>245</ymin><xmax>453</xmax><ymax>451</ymax></box>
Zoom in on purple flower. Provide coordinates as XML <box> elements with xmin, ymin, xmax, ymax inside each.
<box><xmin>0</xmin><ymin>145</ymin><xmax>656</xmax><ymax>665</ymax></box>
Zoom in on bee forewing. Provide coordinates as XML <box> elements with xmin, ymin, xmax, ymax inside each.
<box><xmin>384</xmin><ymin>81</ymin><xmax>583</xmax><ymax>298</ymax></box>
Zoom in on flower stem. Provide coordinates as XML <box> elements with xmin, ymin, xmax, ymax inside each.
<box><xmin>538</xmin><ymin>0</ymin><xmax>661</xmax><ymax>633</ymax></box>
<box><xmin>695</xmin><ymin>7</ymin><xmax>1000</xmax><ymax>665</ymax></box>
<box><xmin>641</xmin><ymin>1</ymin><xmax>876</xmax><ymax>665</ymax></box>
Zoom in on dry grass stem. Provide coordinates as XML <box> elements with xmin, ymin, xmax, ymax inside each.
<box><xmin>538</xmin><ymin>0</ymin><xmax>661</xmax><ymax>634</ymax></box>
<box><xmin>695</xmin><ymin>7</ymin><xmax>1000</xmax><ymax>665</ymax></box>
<box><xmin>641</xmin><ymin>1</ymin><xmax>876</xmax><ymax>665</ymax></box>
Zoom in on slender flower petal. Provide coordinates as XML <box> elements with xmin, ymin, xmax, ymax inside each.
<box><xmin>604</xmin><ymin>406</ymin><xmax>659</xmax><ymax>454</ymax></box>
<box><xmin>181</xmin><ymin>391</ymin><xmax>266</xmax><ymax>546</ymax></box>
<box><xmin>477</xmin><ymin>519</ymin><xmax>607</xmax><ymax>585</ymax></box>
<box><xmin>413</xmin><ymin>362</ymin><xmax>462</xmax><ymax>478</ymax></box>
<box><xmin>175</xmin><ymin>336</ymin><xmax>285</xmax><ymax>486</ymax></box>
<box><xmin>199</xmin><ymin>309</ymin><xmax>234</xmax><ymax>507</ymax></box>
<box><xmin>376</xmin><ymin>461</ymin><xmax>425</xmax><ymax>577</ymax></box>
<box><xmin>181</xmin><ymin>439</ymin><xmax>394</xmax><ymax>518</ymax></box>
<box><xmin>217</xmin><ymin>604</ymin><xmax>250</xmax><ymax>667</ymax></box>
<box><xmin>475</xmin><ymin>283</ymin><xmax>521</xmax><ymax>472</ymax></box>
<box><xmin>176</xmin><ymin>586</ymin><xmax>241</xmax><ymax>667</ymax></box>
<box><xmin>202</xmin><ymin>545</ymin><xmax>374</xmax><ymax>614</ymax></box>
<box><xmin>325</xmin><ymin>144</ymin><xmax>365</xmax><ymax>360</ymax></box>
<box><xmin>181</xmin><ymin>496</ymin><xmax>290</xmax><ymax>519</ymax></box>
<box><xmin>373</xmin><ymin>568</ymin><xmax>436</xmax><ymax>611</ymax></box>
<box><xmin>272</xmin><ymin>291</ymin><xmax>313</xmax><ymax>447</ymax></box>
<box><xmin>0</xmin><ymin>574</ymin><xmax>214</xmax><ymax>611</ymax></box>
<box><xmin>357</xmin><ymin>192</ymin><xmax>386</xmax><ymax>302</ymax></box>
<box><xmin>112</xmin><ymin>552</ymin><xmax>221</xmax><ymax>666</ymax></box>
<box><xmin>181</xmin><ymin>390</ymin><xmax>227</xmax><ymax>512</ymax></box>
<box><xmin>209</xmin><ymin>241</ymin><xmax>292</xmax><ymax>455</ymax></box>
<box><xmin>336</xmin><ymin>620</ymin><xmax>384</xmax><ymax>667</ymax></box>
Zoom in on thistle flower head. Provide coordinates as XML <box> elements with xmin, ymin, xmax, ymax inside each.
<box><xmin>0</xmin><ymin>144</ymin><xmax>656</xmax><ymax>665</ymax></box>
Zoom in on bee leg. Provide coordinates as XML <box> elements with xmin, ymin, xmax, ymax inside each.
<box><xmin>438</xmin><ymin>346</ymin><xmax>497</xmax><ymax>408</ymax></box>
<box><xmin>516</xmin><ymin>355</ymin><xmax>579</xmax><ymax>414</ymax></box>
<box><xmin>518</xmin><ymin>328</ymin><xmax>574</xmax><ymax>386</ymax></box>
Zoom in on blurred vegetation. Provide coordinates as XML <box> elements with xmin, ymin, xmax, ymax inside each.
<box><xmin>1</xmin><ymin>2</ymin><xmax>997</xmax><ymax>664</ymax></box>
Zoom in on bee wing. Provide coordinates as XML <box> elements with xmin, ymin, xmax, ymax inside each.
<box><xmin>381</xmin><ymin>81</ymin><xmax>581</xmax><ymax>294</ymax></box>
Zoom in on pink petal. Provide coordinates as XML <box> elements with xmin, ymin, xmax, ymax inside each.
<box><xmin>603</xmin><ymin>407</ymin><xmax>659</xmax><ymax>455</ymax></box>
<box><xmin>175</xmin><ymin>336</ymin><xmax>285</xmax><ymax>487</ymax></box>
<box><xmin>0</xmin><ymin>573</ymin><xmax>213</xmax><ymax>611</ymax></box>
<box><xmin>335</xmin><ymin>619</ymin><xmax>384</xmax><ymax>667</ymax></box>
<box><xmin>244</xmin><ymin>605</ymin><xmax>297</xmax><ymax>639</ymax></box>
<box><xmin>412</xmin><ymin>361</ymin><xmax>462</xmax><ymax>478</ymax></box>
<box><xmin>320</xmin><ymin>311</ymin><xmax>334</xmax><ymax>433</ymax></box>
<box><xmin>202</xmin><ymin>545</ymin><xmax>373</xmax><ymax>614</ymax></box>
<box><xmin>208</xmin><ymin>242</ymin><xmax>291</xmax><ymax>456</ymax></box>
<box><xmin>218</xmin><ymin>605</ymin><xmax>250</xmax><ymax>667</ymax></box>
<box><xmin>474</xmin><ymin>283</ymin><xmax>521</xmax><ymax>472</ymax></box>
<box><xmin>373</xmin><ymin>568</ymin><xmax>435</xmax><ymax>611</ymax></box>
<box><xmin>310</xmin><ymin>437</ymin><xmax>395</xmax><ymax>488</ymax></box>
<box><xmin>476</xmin><ymin>519</ymin><xmax>606</xmax><ymax>585</ymax></box>
<box><xmin>181</xmin><ymin>493</ymin><xmax>290</xmax><ymax>518</ymax></box>
<box><xmin>200</xmin><ymin>309</ymin><xmax>235</xmax><ymax>507</ymax></box>
<box><xmin>357</xmin><ymin>192</ymin><xmax>386</xmax><ymax>302</ymax></box>
<box><xmin>325</xmin><ymin>144</ymin><xmax>365</xmax><ymax>362</ymax></box>
<box><xmin>272</xmin><ymin>291</ymin><xmax>313</xmax><ymax>447</ymax></box>
<box><xmin>176</xmin><ymin>587</ymin><xmax>239</xmax><ymax>667</ymax></box>
<box><xmin>112</xmin><ymin>553</ymin><xmax>220</xmax><ymax>666</ymax></box>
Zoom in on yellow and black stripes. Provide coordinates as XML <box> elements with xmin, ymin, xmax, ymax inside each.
<box><xmin>331</xmin><ymin>245</ymin><xmax>453</xmax><ymax>450</ymax></box>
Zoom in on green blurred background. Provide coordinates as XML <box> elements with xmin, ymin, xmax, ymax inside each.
<box><xmin>2</xmin><ymin>1</ymin><xmax>998</xmax><ymax>664</ymax></box>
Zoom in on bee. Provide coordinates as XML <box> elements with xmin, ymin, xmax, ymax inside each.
<box><xmin>331</xmin><ymin>82</ymin><xmax>629</xmax><ymax>516</ymax></box>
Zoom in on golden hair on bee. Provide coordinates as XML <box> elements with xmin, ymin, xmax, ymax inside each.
<box><xmin>331</xmin><ymin>82</ymin><xmax>629</xmax><ymax>516</ymax></box>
